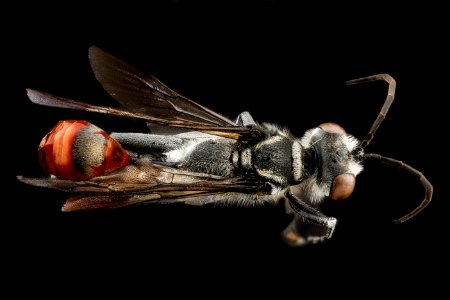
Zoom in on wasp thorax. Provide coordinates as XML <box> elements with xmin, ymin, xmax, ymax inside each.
<box><xmin>38</xmin><ymin>120</ymin><xmax>131</xmax><ymax>180</ymax></box>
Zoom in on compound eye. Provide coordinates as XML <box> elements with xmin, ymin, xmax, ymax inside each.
<box><xmin>319</xmin><ymin>122</ymin><xmax>346</xmax><ymax>134</ymax></box>
<box><xmin>329</xmin><ymin>173</ymin><xmax>356</xmax><ymax>200</ymax></box>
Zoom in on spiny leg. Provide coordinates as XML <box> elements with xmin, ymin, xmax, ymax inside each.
<box><xmin>282</xmin><ymin>189</ymin><xmax>337</xmax><ymax>247</ymax></box>
<box><xmin>282</xmin><ymin>215</ymin><xmax>333</xmax><ymax>247</ymax></box>
<box><xmin>346</xmin><ymin>73</ymin><xmax>396</xmax><ymax>149</ymax></box>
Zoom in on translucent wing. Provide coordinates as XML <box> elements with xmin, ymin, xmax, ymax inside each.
<box><xmin>26</xmin><ymin>89</ymin><xmax>258</xmax><ymax>140</ymax></box>
<box><xmin>18</xmin><ymin>159</ymin><xmax>265</xmax><ymax>212</ymax></box>
<box><xmin>89</xmin><ymin>46</ymin><xmax>235</xmax><ymax>127</ymax></box>
<box><xmin>26</xmin><ymin>47</ymin><xmax>263</xmax><ymax>140</ymax></box>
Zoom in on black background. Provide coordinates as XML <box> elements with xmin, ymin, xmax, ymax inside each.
<box><xmin>4</xmin><ymin>1</ymin><xmax>447</xmax><ymax>295</ymax></box>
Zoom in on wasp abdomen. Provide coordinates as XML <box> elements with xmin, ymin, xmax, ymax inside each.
<box><xmin>38</xmin><ymin>120</ymin><xmax>131</xmax><ymax>180</ymax></box>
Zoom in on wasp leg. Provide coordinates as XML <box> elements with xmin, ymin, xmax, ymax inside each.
<box><xmin>282</xmin><ymin>215</ymin><xmax>334</xmax><ymax>247</ymax></box>
<box><xmin>282</xmin><ymin>189</ymin><xmax>337</xmax><ymax>247</ymax></box>
<box><xmin>234</xmin><ymin>111</ymin><xmax>256</xmax><ymax>126</ymax></box>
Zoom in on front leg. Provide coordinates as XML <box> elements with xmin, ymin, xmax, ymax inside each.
<box><xmin>282</xmin><ymin>187</ymin><xmax>337</xmax><ymax>247</ymax></box>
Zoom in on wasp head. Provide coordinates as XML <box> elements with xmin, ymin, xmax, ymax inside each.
<box><xmin>300</xmin><ymin>122</ymin><xmax>364</xmax><ymax>203</ymax></box>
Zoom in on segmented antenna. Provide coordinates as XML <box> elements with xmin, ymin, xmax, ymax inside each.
<box><xmin>347</xmin><ymin>74</ymin><xmax>433</xmax><ymax>223</ymax></box>
<box><xmin>346</xmin><ymin>74</ymin><xmax>396</xmax><ymax>149</ymax></box>
<box><xmin>364</xmin><ymin>154</ymin><xmax>433</xmax><ymax>223</ymax></box>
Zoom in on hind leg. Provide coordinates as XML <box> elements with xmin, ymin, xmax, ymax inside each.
<box><xmin>282</xmin><ymin>215</ymin><xmax>332</xmax><ymax>247</ymax></box>
<box><xmin>281</xmin><ymin>188</ymin><xmax>337</xmax><ymax>247</ymax></box>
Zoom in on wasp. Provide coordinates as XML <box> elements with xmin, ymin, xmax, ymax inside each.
<box><xmin>18</xmin><ymin>47</ymin><xmax>433</xmax><ymax>247</ymax></box>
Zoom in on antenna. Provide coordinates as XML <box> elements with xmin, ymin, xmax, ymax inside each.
<box><xmin>346</xmin><ymin>74</ymin><xmax>396</xmax><ymax>149</ymax></box>
<box><xmin>347</xmin><ymin>74</ymin><xmax>433</xmax><ymax>223</ymax></box>
<box><xmin>364</xmin><ymin>153</ymin><xmax>433</xmax><ymax>223</ymax></box>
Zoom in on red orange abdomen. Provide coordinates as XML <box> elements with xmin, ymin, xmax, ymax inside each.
<box><xmin>38</xmin><ymin>120</ymin><xmax>131</xmax><ymax>180</ymax></box>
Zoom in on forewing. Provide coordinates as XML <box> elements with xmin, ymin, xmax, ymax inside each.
<box><xmin>26</xmin><ymin>89</ymin><xmax>259</xmax><ymax>140</ymax></box>
<box><xmin>26</xmin><ymin>46</ymin><xmax>263</xmax><ymax>140</ymax></box>
<box><xmin>89</xmin><ymin>46</ymin><xmax>236</xmax><ymax>127</ymax></box>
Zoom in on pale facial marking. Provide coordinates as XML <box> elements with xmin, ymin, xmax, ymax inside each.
<box><xmin>308</xmin><ymin>178</ymin><xmax>330</xmax><ymax>204</ymax></box>
<box><xmin>348</xmin><ymin>160</ymin><xmax>363</xmax><ymax>176</ymax></box>
<box><xmin>343</xmin><ymin>134</ymin><xmax>359</xmax><ymax>152</ymax></box>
